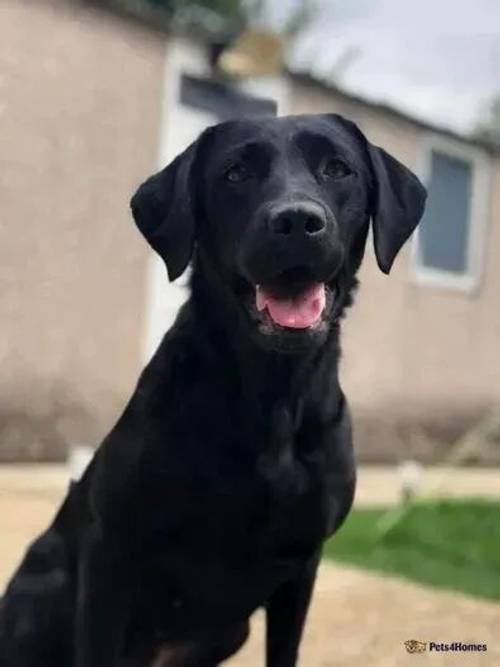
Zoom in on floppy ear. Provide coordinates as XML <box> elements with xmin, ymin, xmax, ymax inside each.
<box><xmin>326</xmin><ymin>114</ymin><xmax>427</xmax><ymax>274</ymax></box>
<box><xmin>130</xmin><ymin>140</ymin><xmax>198</xmax><ymax>281</ymax></box>
<box><xmin>367</xmin><ymin>143</ymin><xmax>427</xmax><ymax>273</ymax></box>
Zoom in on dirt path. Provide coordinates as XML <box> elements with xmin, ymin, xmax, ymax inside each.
<box><xmin>1</xmin><ymin>465</ymin><xmax>499</xmax><ymax>665</ymax></box>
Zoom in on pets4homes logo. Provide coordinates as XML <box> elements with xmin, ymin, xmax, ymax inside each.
<box><xmin>404</xmin><ymin>640</ymin><xmax>487</xmax><ymax>654</ymax></box>
<box><xmin>404</xmin><ymin>640</ymin><xmax>427</xmax><ymax>654</ymax></box>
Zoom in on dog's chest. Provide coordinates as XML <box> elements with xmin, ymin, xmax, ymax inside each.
<box><xmin>257</xmin><ymin>447</ymin><xmax>330</xmax><ymax>546</ymax></box>
<box><xmin>130</xmin><ymin>430</ymin><xmax>342</xmax><ymax>650</ymax></box>
<box><xmin>144</xmin><ymin>411</ymin><xmax>333</xmax><ymax>553</ymax></box>
<box><xmin>136</xmin><ymin>450</ymin><xmax>326</xmax><ymax>617</ymax></box>
<box><xmin>148</xmin><ymin>436</ymin><xmax>330</xmax><ymax>560</ymax></box>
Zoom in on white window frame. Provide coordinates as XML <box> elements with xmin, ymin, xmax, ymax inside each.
<box><xmin>410</xmin><ymin>133</ymin><xmax>492</xmax><ymax>294</ymax></box>
<box><xmin>143</xmin><ymin>38</ymin><xmax>214</xmax><ymax>363</ymax></box>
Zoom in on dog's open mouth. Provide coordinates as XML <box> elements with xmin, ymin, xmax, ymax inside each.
<box><xmin>246</xmin><ymin>266</ymin><xmax>338</xmax><ymax>339</ymax></box>
<box><xmin>240</xmin><ymin>266</ymin><xmax>342</xmax><ymax>350</ymax></box>
<box><xmin>256</xmin><ymin>282</ymin><xmax>326</xmax><ymax>329</ymax></box>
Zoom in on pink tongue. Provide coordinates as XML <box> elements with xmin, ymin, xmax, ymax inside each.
<box><xmin>256</xmin><ymin>283</ymin><xmax>326</xmax><ymax>329</ymax></box>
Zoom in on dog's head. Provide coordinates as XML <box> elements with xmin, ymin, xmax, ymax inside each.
<box><xmin>131</xmin><ymin>115</ymin><xmax>426</xmax><ymax>353</ymax></box>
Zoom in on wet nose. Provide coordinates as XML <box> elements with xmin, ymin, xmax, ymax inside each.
<box><xmin>268</xmin><ymin>202</ymin><xmax>327</xmax><ymax>239</ymax></box>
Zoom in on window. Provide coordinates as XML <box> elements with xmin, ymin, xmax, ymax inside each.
<box><xmin>411</xmin><ymin>135</ymin><xmax>491</xmax><ymax>292</ymax></box>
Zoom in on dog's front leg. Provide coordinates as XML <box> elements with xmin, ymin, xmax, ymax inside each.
<box><xmin>75</xmin><ymin>524</ymin><xmax>130</xmax><ymax>667</ymax></box>
<box><xmin>265</xmin><ymin>550</ymin><xmax>321</xmax><ymax>667</ymax></box>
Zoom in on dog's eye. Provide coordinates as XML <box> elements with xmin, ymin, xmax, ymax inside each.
<box><xmin>322</xmin><ymin>158</ymin><xmax>352</xmax><ymax>180</ymax></box>
<box><xmin>224</xmin><ymin>163</ymin><xmax>251</xmax><ymax>183</ymax></box>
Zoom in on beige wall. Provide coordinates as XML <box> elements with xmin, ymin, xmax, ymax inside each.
<box><xmin>0</xmin><ymin>0</ymin><xmax>165</xmax><ymax>459</ymax></box>
<box><xmin>291</xmin><ymin>82</ymin><xmax>500</xmax><ymax>460</ymax></box>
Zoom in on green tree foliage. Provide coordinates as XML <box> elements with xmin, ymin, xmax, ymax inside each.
<box><xmin>473</xmin><ymin>94</ymin><xmax>500</xmax><ymax>148</ymax></box>
<box><xmin>98</xmin><ymin>0</ymin><xmax>314</xmax><ymax>40</ymax></box>
<box><xmin>141</xmin><ymin>0</ymin><xmax>248</xmax><ymax>35</ymax></box>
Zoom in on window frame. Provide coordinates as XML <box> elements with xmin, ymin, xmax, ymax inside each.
<box><xmin>410</xmin><ymin>133</ymin><xmax>492</xmax><ymax>293</ymax></box>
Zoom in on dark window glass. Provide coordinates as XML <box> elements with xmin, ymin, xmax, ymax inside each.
<box><xmin>419</xmin><ymin>150</ymin><xmax>472</xmax><ymax>274</ymax></box>
<box><xmin>180</xmin><ymin>75</ymin><xmax>276</xmax><ymax>120</ymax></box>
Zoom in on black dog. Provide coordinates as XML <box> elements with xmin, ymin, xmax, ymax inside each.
<box><xmin>0</xmin><ymin>114</ymin><xmax>426</xmax><ymax>666</ymax></box>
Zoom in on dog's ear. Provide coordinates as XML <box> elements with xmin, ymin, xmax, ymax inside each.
<box><xmin>130</xmin><ymin>138</ymin><xmax>201</xmax><ymax>281</ymax></box>
<box><xmin>367</xmin><ymin>144</ymin><xmax>427</xmax><ymax>273</ymax></box>
<box><xmin>327</xmin><ymin>114</ymin><xmax>427</xmax><ymax>274</ymax></box>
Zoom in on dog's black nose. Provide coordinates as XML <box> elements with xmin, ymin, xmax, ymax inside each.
<box><xmin>268</xmin><ymin>202</ymin><xmax>327</xmax><ymax>238</ymax></box>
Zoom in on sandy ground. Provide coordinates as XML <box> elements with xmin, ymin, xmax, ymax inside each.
<box><xmin>1</xmin><ymin>465</ymin><xmax>499</xmax><ymax>666</ymax></box>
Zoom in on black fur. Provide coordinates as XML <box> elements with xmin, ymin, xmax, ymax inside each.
<box><xmin>0</xmin><ymin>114</ymin><xmax>426</xmax><ymax>666</ymax></box>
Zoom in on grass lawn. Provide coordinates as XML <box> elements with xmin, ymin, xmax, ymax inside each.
<box><xmin>323</xmin><ymin>498</ymin><xmax>500</xmax><ymax>601</ymax></box>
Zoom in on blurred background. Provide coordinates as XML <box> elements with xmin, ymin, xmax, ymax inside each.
<box><xmin>1</xmin><ymin>0</ymin><xmax>499</xmax><ymax>664</ymax></box>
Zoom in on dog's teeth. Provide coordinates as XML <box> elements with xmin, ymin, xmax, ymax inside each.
<box><xmin>256</xmin><ymin>286</ymin><xmax>266</xmax><ymax>312</ymax></box>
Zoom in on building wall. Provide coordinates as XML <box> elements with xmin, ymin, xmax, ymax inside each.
<box><xmin>0</xmin><ymin>0</ymin><xmax>165</xmax><ymax>459</ymax></box>
<box><xmin>290</xmin><ymin>81</ymin><xmax>500</xmax><ymax>460</ymax></box>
